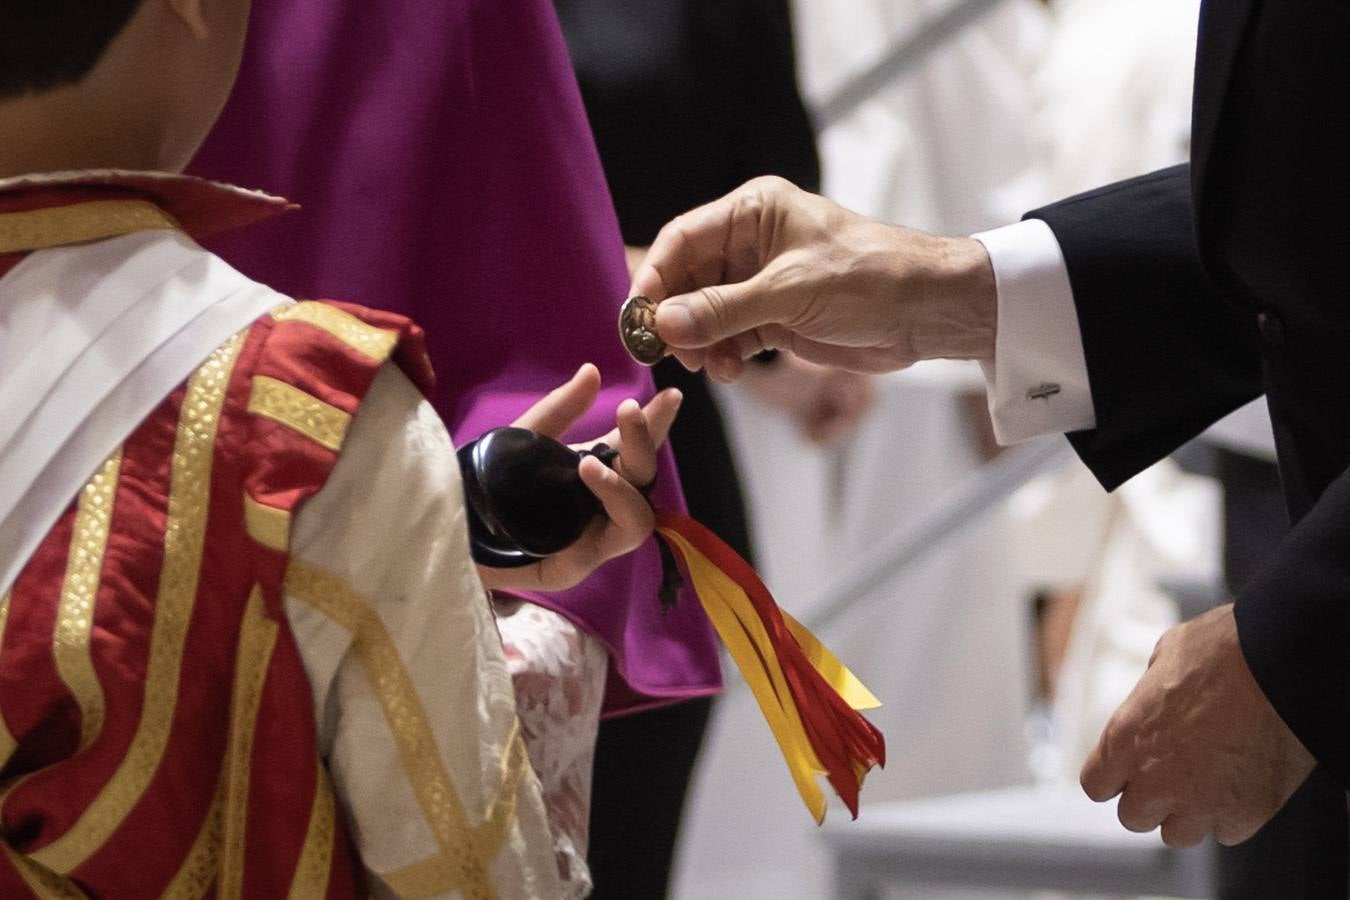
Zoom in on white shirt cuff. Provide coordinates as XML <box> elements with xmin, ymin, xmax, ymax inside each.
<box><xmin>974</xmin><ymin>219</ymin><xmax>1097</xmax><ymax>445</ymax></box>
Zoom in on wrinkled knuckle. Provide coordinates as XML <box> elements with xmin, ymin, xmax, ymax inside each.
<box><xmin>698</xmin><ymin>286</ymin><xmax>733</xmax><ymax>336</ymax></box>
<box><xmin>748</xmin><ymin>174</ymin><xmax>793</xmax><ymax>195</ymax></box>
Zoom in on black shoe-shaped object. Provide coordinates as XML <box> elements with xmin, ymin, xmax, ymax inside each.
<box><xmin>458</xmin><ymin>427</ymin><xmax>609</xmax><ymax>568</ymax></box>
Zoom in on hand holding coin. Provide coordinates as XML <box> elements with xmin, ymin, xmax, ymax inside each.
<box><xmin>619</xmin><ymin>295</ymin><xmax>666</xmax><ymax>366</ymax></box>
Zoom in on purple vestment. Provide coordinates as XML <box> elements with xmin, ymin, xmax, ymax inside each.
<box><xmin>190</xmin><ymin>0</ymin><xmax>721</xmax><ymax>714</ymax></box>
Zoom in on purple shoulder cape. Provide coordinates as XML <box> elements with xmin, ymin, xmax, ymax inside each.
<box><xmin>190</xmin><ymin>0</ymin><xmax>721</xmax><ymax>714</ymax></box>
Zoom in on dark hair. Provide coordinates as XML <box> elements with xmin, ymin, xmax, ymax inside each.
<box><xmin>0</xmin><ymin>1</ymin><xmax>144</xmax><ymax>99</ymax></box>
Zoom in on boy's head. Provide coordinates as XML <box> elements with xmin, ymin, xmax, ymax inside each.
<box><xmin>0</xmin><ymin>0</ymin><xmax>252</xmax><ymax>176</ymax></box>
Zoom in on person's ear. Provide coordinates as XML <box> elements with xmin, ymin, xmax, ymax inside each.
<box><xmin>165</xmin><ymin>0</ymin><xmax>211</xmax><ymax>39</ymax></box>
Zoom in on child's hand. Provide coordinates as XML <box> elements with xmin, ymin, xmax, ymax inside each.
<box><xmin>475</xmin><ymin>364</ymin><xmax>682</xmax><ymax>594</ymax></box>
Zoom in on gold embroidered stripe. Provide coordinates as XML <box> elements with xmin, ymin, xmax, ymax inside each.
<box><xmin>162</xmin><ymin>774</ymin><xmax>224</xmax><ymax>900</ymax></box>
<box><xmin>284</xmin><ymin>562</ymin><xmax>496</xmax><ymax>900</ymax></box>
<box><xmin>383</xmin><ymin>853</ymin><xmax>457</xmax><ymax>899</ymax></box>
<box><xmin>247</xmin><ymin>376</ymin><xmax>351</xmax><ymax>452</ymax></box>
<box><xmin>55</xmin><ymin>449</ymin><xmax>122</xmax><ymax>752</ymax></box>
<box><xmin>3</xmin><ymin>844</ymin><xmax>88</xmax><ymax>899</ymax></box>
<box><xmin>219</xmin><ymin>589</ymin><xmax>278</xmax><ymax>900</ymax></box>
<box><xmin>242</xmin><ymin>495</ymin><xmax>291</xmax><ymax>553</ymax></box>
<box><xmin>0</xmin><ymin>200</ymin><xmax>179</xmax><ymax>254</ymax></box>
<box><xmin>273</xmin><ymin>302</ymin><xmax>399</xmax><ymax>362</ymax></box>
<box><xmin>32</xmin><ymin>332</ymin><xmax>246</xmax><ymax>874</ymax></box>
<box><xmin>474</xmin><ymin>721</ymin><xmax>529</xmax><ymax>863</ymax></box>
<box><xmin>286</xmin><ymin>765</ymin><xmax>335</xmax><ymax>900</ymax></box>
<box><xmin>0</xmin><ymin>592</ymin><xmax>16</xmax><ymax>770</ymax></box>
<box><xmin>383</xmin><ymin>722</ymin><xmax>529</xmax><ymax>898</ymax></box>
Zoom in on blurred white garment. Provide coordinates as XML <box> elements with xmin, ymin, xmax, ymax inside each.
<box><xmin>795</xmin><ymin>0</ymin><xmax>1050</xmax><ymax>232</ymax></box>
<box><xmin>675</xmin><ymin>4</ymin><xmax>1051</xmax><ymax>897</ymax></box>
<box><xmin>1006</xmin><ymin>0</ymin><xmax>1200</xmax><ymax>205</ymax></box>
<box><xmin>1009</xmin><ymin>459</ymin><xmax>1221</xmax><ymax>777</ymax></box>
<box><xmin>676</xmin><ymin>366</ymin><xmax>1034</xmax><ymax>900</ymax></box>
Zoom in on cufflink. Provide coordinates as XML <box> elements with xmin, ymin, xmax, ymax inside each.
<box><xmin>1027</xmin><ymin>383</ymin><xmax>1061</xmax><ymax>401</ymax></box>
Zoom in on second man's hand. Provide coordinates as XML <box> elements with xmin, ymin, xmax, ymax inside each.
<box><xmin>630</xmin><ymin>176</ymin><xmax>999</xmax><ymax>381</ymax></box>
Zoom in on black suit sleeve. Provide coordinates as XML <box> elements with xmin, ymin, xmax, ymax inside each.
<box><xmin>1235</xmin><ymin>466</ymin><xmax>1350</xmax><ymax>782</ymax></box>
<box><xmin>1032</xmin><ymin>166</ymin><xmax>1350</xmax><ymax>781</ymax></box>
<box><xmin>1025</xmin><ymin>164</ymin><xmax>1264</xmax><ymax>490</ymax></box>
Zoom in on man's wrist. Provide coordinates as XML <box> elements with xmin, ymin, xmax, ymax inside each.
<box><xmin>909</xmin><ymin>234</ymin><xmax>997</xmax><ymax>362</ymax></box>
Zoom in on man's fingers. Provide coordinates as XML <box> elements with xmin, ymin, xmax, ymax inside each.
<box><xmin>512</xmin><ymin>364</ymin><xmax>601</xmax><ymax>436</ymax></box>
<box><xmin>1160</xmin><ymin>815</ymin><xmax>1210</xmax><ymax>849</ymax></box>
<box><xmin>1081</xmin><ymin>713</ymin><xmax>1139</xmax><ymax>803</ymax></box>
<box><xmin>1213</xmin><ymin>818</ymin><xmax>1263</xmax><ymax>847</ymax></box>
<box><xmin>634</xmin><ymin>177</ymin><xmax>790</xmax><ymax>301</ymax></box>
<box><xmin>1116</xmin><ymin>782</ymin><xmax>1171</xmax><ymax>833</ymax></box>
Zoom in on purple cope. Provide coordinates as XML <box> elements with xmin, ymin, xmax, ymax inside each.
<box><xmin>190</xmin><ymin>0</ymin><xmax>722</xmax><ymax>715</ymax></box>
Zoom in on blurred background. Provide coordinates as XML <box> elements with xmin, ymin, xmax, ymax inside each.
<box><xmin>556</xmin><ymin>1</ymin><xmax>1281</xmax><ymax>897</ymax></box>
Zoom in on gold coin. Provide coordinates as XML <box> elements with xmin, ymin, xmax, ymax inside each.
<box><xmin>618</xmin><ymin>295</ymin><xmax>666</xmax><ymax>366</ymax></box>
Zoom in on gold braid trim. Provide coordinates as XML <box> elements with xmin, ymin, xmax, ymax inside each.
<box><xmin>242</xmin><ymin>495</ymin><xmax>291</xmax><ymax>554</ymax></box>
<box><xmin>247</xmin><ymin>377</ymin><xmax>351</xmax><ymax>452</ymax></box>
<box><xmin>32</xmin><ymin>332</ymin><xmax>246</xmax><ymax>874</ymax></box>
<box><xmin>0</xmin><ymin>200</ymin><xmax>179</xmax><ymax>254</ymax></box>
<box><xmin>2</xmin><ymin>845</ymin><xmax>87</xmax><ymax>899</ymax></box>
<box><xmin>218</xmin><ymin>589</ymin><xmax>278</xmax><ymax>900</ymax></box>
<box><xmin>0</xmin><ymin>591</ymin><xmax>15</xmax><ymax>770</ymax></box>
<box><xmin>285</xmin><ymin>765</ymin><xmax>335</xmax><ymax>900</ymax></box>
<box><xmin>283</xmin><ymin>562</ymin><xmax>497</xmax><ymax>900</ymax></box>
<box><xmin>272</xmin><ymin>303</ymin><xmax>400</xmax><ymax>362</ymax></box>
<box><xmin>161</xmin><ymin>774</ymin><xmax>224</xmax><ymax>900</ymax></box>
<box><xmin>382</xmin><ymin>722</ymin><xmax>531</xmax><ymax>899</ymax></box>
<box><xmin>54</xmin><ymin>450</ymin><xmax>122</xmax><ymax>752</ymax></box>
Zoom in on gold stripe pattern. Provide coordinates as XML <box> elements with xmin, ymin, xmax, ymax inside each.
<box><xmin>2</xmin><ymin>845</ymin><xmax>87</xmax><ymax>899</ymax></box>
<box><xmin>161</xmin><ymin>775</ymin><xmax>224</xmax><ymax>900</ymax></box>
<box><xmin>242</xmin><ymin>495</ymin><xmax>291</xmax><ymax>553</ymax></box>
<box><xmin>383</xmin><ymin>724</ymin><xmax>531</xmax><ymax>899</ymax></box>
<box><xmin>55</xmin><ymin>450</ymin><xmax>122</xmax><ymax>752</ymax></box>
<box><xmin>0</xmin><ymin>200</ymin><xmax>179</xmax><ymax>254</ymax></box>
<box><xmin>283</xmin><ymin>562</ymin><xmax>496</xmax><ymax>899</ymax></box>
<box><xmin>474</xmin><ymin>721</ymin><xmax>529</xmax><ymax>863</ymax></box>
<box><xmin>219</xmin><ymin>589</ymin><xmax>278</xmax><ymax>900</ymax></box>
<box><xmin>0</xmin><ymin>591</ymin><xmax>16</xmax><ymax>770</ymax></box>
<box><xmin>32</xmin><ymin>331</ymin><xmax>246</xmax><ymax>874</ymax></box>
<box><xmin>285</xmin><ymin>766</ymin><xmax>335</xmax><ymax>900</ymax></box>
<box><xmin>247</xmin><ymin>376</ymin><xmax>351</xmax><ymax>452</ymax></box>
<box><xmin>273</xmin><ymin>302</ymin><xmax>400</xmax><ymax>362</ymax></box>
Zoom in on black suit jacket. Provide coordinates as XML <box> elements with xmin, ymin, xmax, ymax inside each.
<box><xmin>1026</xmin><ymin>0</ymin><xmax>1350</xmax><ymax>781</ymax></box>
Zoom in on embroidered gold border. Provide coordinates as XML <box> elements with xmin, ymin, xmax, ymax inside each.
<box><xmin>283</xmin><ymin>562</ymin><xmax>496</xmax><ymax>899</ymax></box>
<box><xmin>219</xmin><ymin>589</ymin><xmax>278</xmax><ymax>900</ymax></box>
<box><xmin>286</xmin><ymin>765</ymin><xmax>335</xmax><ymax>900</ymax></box>
<box><xmin>475</xmin><ymin>721</ymin><xmax>529</xmax><ymax>862</ymax></box>
<box><xmin>0</xmin><ymin>591</ymin><xmax>15</xmax><ymax>770</ymax></box>
<box><xmin>243</xmin><ymin>495</ymin><xmax>291</xmax><ymax>554</ymax></box>
<box><xmin>0</xmin><ymin>200</ymin><xmax>179</xmax><ymax>254</ymax></box>
<box><xmin>2</xmin><ymin>844</ymin><xmax>87</xmax><ymax>899</ymax></box>
<box><xmin>32</xmin><ymin>331</ymin><xmax>246</xmax><ymax>874</ymax></box>
<box><xmin>55</xmin><ymin>449</ymin><xmax>122</xmax><ymax>752</ymax></box>
<box><xmin>162</xmin><ymin>774</ymin><xmax>224</xmax><ymax>900</ymax></box>
<box><xmin>274</xmin><ymin>303</ymin><xmax>399</xmax><ymax>362</ymax></box>
<box><xmin>247</xmin><ymin>376</ymin><xmax>351</xmax><ymax>452</ymax></box>
<box><xmin>383</xmin><ymin>722</ymin><xmax>530</xmax><ymax>899</ymax></box>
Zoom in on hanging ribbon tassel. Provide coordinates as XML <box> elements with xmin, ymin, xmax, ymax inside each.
<box><xmin>655</xmin><ymin>510</ymin><xmax>885</xmax><ymax>823</ymax></box>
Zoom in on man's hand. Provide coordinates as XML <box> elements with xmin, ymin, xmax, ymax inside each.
<box><xmin>631</xmin><ymin>176</ymin><xmax>998</xmax><ymax>381</ymax></box>
<box><xmin>475</xmin><ymin>364</ymin><xmax>682</xmax><ymax>594</ymax></box>
<box><xmin>1081</xmin><ymin>603</ymin><xmax>1315</xmax><ymax>848</ymax></box>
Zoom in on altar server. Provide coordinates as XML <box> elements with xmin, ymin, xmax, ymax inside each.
<box><xmin>0</xmin><ymin>1</ymin><xmax>673</xmax><ymax>895</ymax></box>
